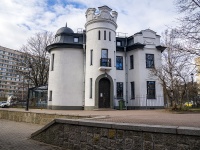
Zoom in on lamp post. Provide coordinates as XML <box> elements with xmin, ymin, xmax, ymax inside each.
<box><xmin>191</xmin><ymin>73</ymin><xmax>194</xmax><ymax>85</ymax></box>
<box><xmin>25</xmin><ymin>67</ymin><xmax>32</xmax><ymax>111</ymax></box>
<box><xmin>191</xmin><ymin>73</ymin><xmax>194</xmax><ymax>105</ymax></box>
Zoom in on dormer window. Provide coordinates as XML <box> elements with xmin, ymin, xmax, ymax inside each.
<box><xmin>117</xmin><ymin>41</ymin><xmax>121</xmax><ymax>46</ymax></box>
<box><xmin>74</xmin><ymin>37</ymin><xmax>79</xmax><ymax>43</ymax></box>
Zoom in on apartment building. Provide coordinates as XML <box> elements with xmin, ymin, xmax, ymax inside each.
<box><xmin>0</xmin><ymin>46</ymin><xmax>28</xmax><ymax>99</ymax></box>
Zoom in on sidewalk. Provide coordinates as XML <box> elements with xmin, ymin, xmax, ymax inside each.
<box><xmin>1</xmin><ymin>108</ymin><xmax>200</xmax><ymax>128</ymax></box>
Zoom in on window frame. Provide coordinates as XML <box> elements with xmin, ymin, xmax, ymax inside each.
<box><xmin>74</xmin><ymin>37</ymin><xmax>79</xmax><ymax>43</ymax></box>
<box><xmin>147</xmin><ymin>81</ymin><xmax>156</xmax><ymax>99</ymax></box>
<box><xmin>90</xmin><ymin>78</ymin><xmax>92</xmax><ymax>98</ymax></box>
<box><xmin>117</xmin><ymin>41</ymin><xmax>122</xmax><ymax>46</ymax></box>
<box><xmin>104</xmin><ymin>30</ymin><xmax>106</xmax><ymax>40</ymax></box>
<box><xmin>116</xmin><ymin>56</ymin><xmax>123</xmax><ymax>70</ymax></box>
<box><xmin>117</xmin><ymin>82</ymin><xmax>123</xmax><ymax>99</ymax></box>
<box><xmin>98</xmin><ymin>30</ymin><xmax>101</xmax><ymax>40</ymax></box>
<box><xmin>49</xmin><ymin>90</ymin><xmax>52</xmax><ymax>101</ymax></box>
<box><xmin>130</xmin><ymin>55</ymin><xmax>134</xmax><ymax>69</ymax></box>
<box><xmin>90</xmin><ymin>49</ymin><xmax>93</xmax><ymax>66</ymax></box>
<box><xmin>131</xmin><ymin>82</ymin><xmax>135</xmax><ymax>99</ymax></box>
<box><xmin>146</xmin><ymin>54</ymin><xmax>154</xmax><ymax>68</ymax></box>
<box><xmin>51</xmin><ymin>54</ymin><xmax>54</xmax><ymax>71</ymax></box>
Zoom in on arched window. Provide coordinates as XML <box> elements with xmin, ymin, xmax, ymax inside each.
<box><xmin>98</xmin><ymin>30</ymin><xmax>101</xmax><ymax>40</ymax></box>
<box><xmin>104</xmin><ymin>30</ymin><xmax>106</xmax><ymax>40</ymax></box>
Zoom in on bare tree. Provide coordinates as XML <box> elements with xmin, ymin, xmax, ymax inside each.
<box><xmin>17</xmin><ymin>31</ymin><xmax>54</xmax><ymax>87</ymax></box>
<box><xmin>151</xmin><ymin>29</ymin><xmax>195</xmax><ymax>109</ymax></box>
<box><xmin>174</xmin><ymin>0</ymin><xmax>200</xmax><ymax>55</ymax></box>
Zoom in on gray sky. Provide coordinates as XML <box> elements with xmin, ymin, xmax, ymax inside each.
<box><xmin>0</xmin><ymin>0</ymin><xmax>180</xmax><ymax>50</ymax></box>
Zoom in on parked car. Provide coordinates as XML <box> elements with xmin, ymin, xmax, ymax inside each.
<box><xmin>0</xmin><ymin>101</ymin><xmax>10</xmax><ymax>108</ymax></box>
<box><xmin>0</xmin><ymin>101</ymin><xmax>7</xmax><ymax>105</ymax></box>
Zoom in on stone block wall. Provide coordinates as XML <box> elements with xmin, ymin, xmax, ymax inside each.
<box><xmin>31</xmin><ymin>119</ymin><xmax>200</xmax><ymax>150</ymax></box>
<box><xmin>0</xmin><ymin>110</ymin><xmax>88</xmax><ymax>125</ymax></box>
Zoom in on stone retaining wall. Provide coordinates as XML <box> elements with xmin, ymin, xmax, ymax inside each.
<box><xmin>0</xmin><ymin>110</ymin><xmax>88</xmax><ymax>125</ymax></box>
<box><xmin>31</xmin><ymin>119</ymin><xmax>200</xmax><ymax>150</ymax></box>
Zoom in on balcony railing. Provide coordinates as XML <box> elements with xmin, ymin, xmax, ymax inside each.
<box><xmin>100</xmin><ymin>58</ymin><xmax>111</xmax><ymax>67</ymax></box>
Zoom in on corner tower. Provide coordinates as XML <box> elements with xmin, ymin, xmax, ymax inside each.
<box><xmin>84</xmin><ymin>6</ymin><xmax>118</xmax><ymax>110</ymax></box>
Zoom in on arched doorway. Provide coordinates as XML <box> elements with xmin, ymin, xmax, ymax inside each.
<box><xmin>98</xmin><ymin>78</ymin><xmax>110</xmax><ymax>108</ymax></box>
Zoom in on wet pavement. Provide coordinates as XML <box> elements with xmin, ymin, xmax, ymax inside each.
<box><xmin>0</xmin><ymin>119</ymin><xmax>64</xmax><ymax>150</ymax></box>
<box><xmin>1</xmin><ymin>108</ymin><xmax>200</xmax><ymax>128</ymax></box>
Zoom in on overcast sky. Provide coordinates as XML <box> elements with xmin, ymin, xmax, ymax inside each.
<box><xmin>0</xmin><ymin>0</ymin><xmax>180</xmax><ymax>50</ymax></box>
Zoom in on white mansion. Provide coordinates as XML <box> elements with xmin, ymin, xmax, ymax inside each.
<box><xmin>47</xmin><ymin>5</ymin><xmax>166</xmax><ymax>110</ymax></box>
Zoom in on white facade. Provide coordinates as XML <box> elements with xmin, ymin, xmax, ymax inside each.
<box><xmin>47</xmin><ymin>6</ymin><xmax>165</xmax><ymax>110</ymax></box>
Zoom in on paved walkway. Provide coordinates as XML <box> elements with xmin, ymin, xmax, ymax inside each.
<box><xmin>1</xmin><ymin>108</ymin><xmax>200</xmax><ymax>128</ymax></box>
<box><xmin>0</xmin><ymin>119</ymin><xmax>64</xmax><ymax>150</ymax></box>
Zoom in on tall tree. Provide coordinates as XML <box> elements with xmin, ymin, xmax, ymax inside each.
<box><xmin>17</xmin><ymin>31</ymin><xmax>54</xmax><ymax>87</ymax></box>
<box><xmin>151</xmin><ymin>29</ymin><xmax>195</xmax><ymax>108</ymax></box>
<box><xmin>174</xmin><ymin>0</ymin><xmax>200</xmax><ymax>55</ymax></box>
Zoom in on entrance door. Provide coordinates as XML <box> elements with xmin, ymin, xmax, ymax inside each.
<box><xmin>99</xmin><ymin>78</ymin><xmax>110</xmax><ymax>108</ymax></box>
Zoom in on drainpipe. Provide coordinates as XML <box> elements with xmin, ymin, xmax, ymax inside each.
<box><xmin>82</xmin><ymin>30</ymin><xmax>86</xmax><ymax>110</ymax></box>
<box><xmin>125</xmin><ymin>36</ymin><xmax>128</xmax><ymax>110</ymax></box>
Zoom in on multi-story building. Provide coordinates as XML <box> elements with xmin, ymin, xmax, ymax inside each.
<box><xmin>0</xmin><ymin>46</ymin><xmax>28</xmax><ymax>100</ymax></box>
<box><xmin>47</xmin><ymin>5</ymin><xmax>166</xmax><ymax>110</ymax></box>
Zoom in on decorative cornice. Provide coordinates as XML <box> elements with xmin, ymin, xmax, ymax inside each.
<box><xmin>46</xmin><ymin>43</ymin><xmax>83</xmax><ymax>52</ymax></box>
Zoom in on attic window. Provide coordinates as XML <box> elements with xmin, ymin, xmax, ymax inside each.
<box><xmin>117</xmin><ymin>41</ymin><xmax>121</xmax><ymax>46</ymax></box>
<box><xmin>74</xmin><ymin>37</ymin><xmax>79</xmax><ymax>43</ymax></box>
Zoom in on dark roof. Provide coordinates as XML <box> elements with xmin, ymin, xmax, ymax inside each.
<box><xmin>127</xmin><ymin>43</ymin><xmax>145</xmax><ymax>51</ymax></box>
<box><xmin>156</xmin><ymin>45</ymin><xmax>167</xmax><ymax>53</ymax></box>
<box><xmin>56</xmin><ymin>23</ymin><xmax>74</xmax><ymax>35</ymax></box>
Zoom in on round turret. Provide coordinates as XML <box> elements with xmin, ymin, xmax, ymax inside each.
<box><xmin>56</xmin><ymin>23</ymin><xmax>74</xmax><ymax>35</ymax></box>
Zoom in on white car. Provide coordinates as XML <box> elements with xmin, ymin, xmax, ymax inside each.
<box><xmin>0</xmin><ymin>101</ymin><xmax>10</xmax><ymax>108</ymax></box>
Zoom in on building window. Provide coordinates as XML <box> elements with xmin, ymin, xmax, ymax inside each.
<box><xmin>90</xmin><ymin>78</ymin><xmax>92</xmax><ymax>98</ymax></box>
<box><xmin>116</xmin><ymin>56</ymin><xmax>123</xmax><ymax>70</ymax></box>
<box><xmin>131</xmin><ymin>82</ymin><xmax>135</xmax><ymax>99</ymax></box>
<box><xmin>146</xmin><ymin>54</ymin><xmax>154</xmax><ymax>68</ymax></box>
<box><xmin>117</xmin><ymin>41</ymin><xmax>121</xmax><ymax>46</ymax></box>
<box><xmin>74</xmin><ymin>37</ymin><xmax>79</xmax><ymax>43</ymax></box>
<box><xmin>98</xmin><ymin>30</ymin><xmax>101</xmax><ymax>40</ymax></box>
<box><xmin>51</xmin><ymin>54</ymin><xmax>54</xmax><ymax>71</ymax></box>
<box><xmin>109</xmin><ymin>32</ymin><xmax>111</xmax><ymax>41</ymax></box>
<box><xmin>49</xmin><ymin>90</ymin><xmax>52</xmax><ymax>101</ymax></box>
<box><xmin>117</xmin><ymin>82</ymin><xmax>123</xmax><ymax>98</ymax></box>
<box><xmin>104</xmin><ymin>30</ymin><xmax>106</xmax><ymax>40</ymax></box>
<box><xmin>114</xmin><ymin>51</ymin><xmax>116</xmax><ymax>67</ymax></box>
<box><xmin>90</xmin><ymin>50</ymin><xmax>93</xmax><ymax>65</ymax></box>
<box><xmin>147</xmin><ymin>81</ymin><xmax>156</xmax><ymax>99</ymax></box>
<box><xmin>130</xmin><ymin>55</ymin><xmax>134</xmax><ymax>69</ymax></box>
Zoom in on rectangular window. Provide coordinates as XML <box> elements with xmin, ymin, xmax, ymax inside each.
<box><xmin>116</xmin><ymin>56</ymin><xmax>123</xmax><ymax>70</ymax></box>
<box><xmin>49</xmin><ymin>90</ymin><xmax>52</xmax><ymax>101</ymax></box>
<box><xmin>131</xmin><ymin>82</ymin><xmax>135</xmax><ymax>99</ymax></box>
<box><xmin>98</xmin><ymin>30</ymin><xmax>101</xmax><ymax>40</ymax></box>
<box><xmin>130</xmin><ymin>55</ymin><xmax>134</xmax><ymax>69</ymax></box>
<box><xmin>146</xmin><ymin>54</ymin><xmax>154</xmax><ymax>68</ymax></box>
<box><xmin>117</xmin><ymin>41</ymin><xmax>121</xmax><ymax>46</ymax></box>
<box><xmin>114</xmin><ymin>51</ymin><xmax>116</xmax><ymax>67</ymax></box>
<box><xmin>109</xmin><ymin>32</ymin><xmax>111</xmax><ymax>41</ymax></box>
<box><xmin>51</xmin><ymin>54</ymin><xmax>54</xmax><ymax>71</ymax></box>
<box><xmin>90</xmin><ymin>78</ymin><xmax>92</xmax><ymax>98</ymax></box>
<box><xmin>74</xmin><ymin>37</ymin><xmax>79</xmax><ymax>43</ymax></box>
<box><xmin>90</xmin><ymin>50</ymin><xmax>93</xmax><ymax>65</ymax></box>
<box><xmin>101</xmin><ymin>49</ymin><xmax>108</xmax><ymax>66</ymax></box>
<box><xmin>117</xmin><ymin>82</ymin><xmax>123</xmax><ymax>98</ymax></box>
<box><xmin>104</xmin><ymin>30</ymin><xmax>106</xmax><ymax>40</ymax></box>
<box><xmin>147</xmin><ymin>81</ymin><xmax>156</xmax><ymax>99</ymax></box>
